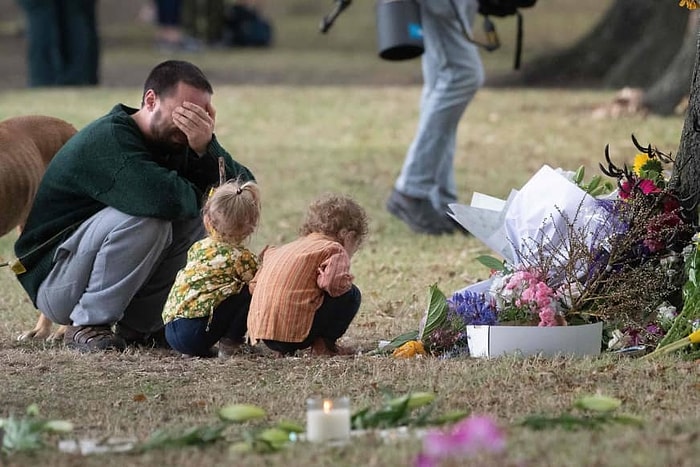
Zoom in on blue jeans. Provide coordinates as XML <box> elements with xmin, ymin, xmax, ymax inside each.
<box><xmin>37</xmin><ymin>207</ymin><xmax>204</xmax><ymax>334</ymax></box>
<box><xmin>395</xmin><ymin>0</ymin><xmax>484</xmax><ymax>211</ymax></box>
<box><xmin>263</xmin><ymin>285</ymin><xmax>361</xmax><ymax>355</ymax></box>
<box><xmin>165</xmin><ymin>287</ymin><xmax>252</xmax><ymax>357</ymax></box>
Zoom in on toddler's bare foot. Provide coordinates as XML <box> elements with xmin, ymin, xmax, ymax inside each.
<box><xmin>217</xmin><ymin>338</ymin><xmax>243</xmax><ymax>358</ymax></box>
<box><xmin>310</xmin><ymin>338</ymin><xmax>356</xmax><ymax>357</ymax></box>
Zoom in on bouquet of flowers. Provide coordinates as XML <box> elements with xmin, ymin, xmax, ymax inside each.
<box><xmin>388</xmin><ymin>136</ymin><xmax>700</xmax><ymax>358</ymax></box>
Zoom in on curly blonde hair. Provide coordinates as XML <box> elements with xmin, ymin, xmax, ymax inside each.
<box><xmin>203</xmin><ymin>180</ymin><xmax>260</xmax><ymax>244</ymax></box>
<box><xmin>300</xmin><ymin>193</ymin><xmax>369</xmax><ymax>248</ymax></box>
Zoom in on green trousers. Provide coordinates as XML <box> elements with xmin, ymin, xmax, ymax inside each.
<box><xmin>17</xmin><ymin>0</ymin><xmax>99</xmax><ymax>87</ymax></box>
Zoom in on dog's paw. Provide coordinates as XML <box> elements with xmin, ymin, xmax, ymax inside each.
<box><xmin>17</xmin><ymin>327</ymin><xmax>52</xmax><ymax>341</ymax></box>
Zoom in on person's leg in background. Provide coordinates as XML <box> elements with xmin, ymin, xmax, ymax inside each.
<box><xmin>154</xmin><ymin>0</ymin><xmax>202</xmax><ymax>51</ymax></box>
<box><xmin>16</xmin><ymin>0</ymin><xmax>61</xmax><ymax>87</ymax></box>
<box><xmin>56</xmin><ymin>0</ymin><xmax>99</xmax><ymax>85</ymax></box>
<box><xmin>387</xmin><ymin>0</ymin><xmax>484</xmax><ymax>235</ymax></box>
<box><xmin>430</xmin><ymin>0</ymin><xmax>483</xmax><ymax>216</ymax></box>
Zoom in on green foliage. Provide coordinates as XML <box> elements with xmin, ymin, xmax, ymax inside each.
<box><xmin>417</xmin><ymin>284</ymin><xmax>449</xmax><ymax>341</ymax></box>
<box><xmin>218</xmin><ymin>404</ymin><xmax>267</xmax><ymax>423</ymax></box>
<box><xmin>139</xmin><ymin>424</ymin><xmax>227</xmax><ymax>451</ymax></box>
<box><xmin>573</xmin><ymin>394</ymin><xmax>622</xmax><ymax>413</ymax></box>
<box><xmin>519</xmin><ymin>395</ymin><xmax>643</xmax><ymax>431</ymax></box>
<box><xmin>351</xmin><ymin>391</ymin><xmax>468</xmax><ymax>430</ymax></box>
<box><xmin>476</xmin><ymin>255</ymin><xmax>506</xmax><ymax>271</ymax></box>
<box><xmin>139</xmin><ymin>404</ymin><xmax>302</xmax><ymax>454</ymax></box>
<box><xmin>572</xmin><ymin>165</ymin><xmax>614</xmax><ymax>197</ymax></box>
<box><xmin>657</xmin><ymin>242</ymin><xmax>700</xmax><ymax>349</ymax></box>
<box><xmin>382</xmin><ymin>284</ymin><xmax>449</xmax><ymax>353</ymax></box>
<box><xmin>384</xmin><ymin>330</ymin><xmax>420</xmax><ymax>352</ymax></box>
<box><xmin>0</xmin><ymin>404</ymin><xmax>73</xmax><ymax>455</ymax></box>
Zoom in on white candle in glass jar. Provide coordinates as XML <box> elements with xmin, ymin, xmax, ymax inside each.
<box><xmin>306</xmin><ymin>397</ymin><xmax>351</xmax><ymax>443</ymax></box>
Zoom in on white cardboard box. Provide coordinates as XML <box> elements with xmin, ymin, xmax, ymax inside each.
<box><xmin>466</xmin><ymin>322</ymin><xmax>603</xmax><ymax>358</ymax></box>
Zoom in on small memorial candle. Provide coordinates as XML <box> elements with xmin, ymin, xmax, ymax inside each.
<box><xmin>306</xmin><ymin>396</ymin><xmax>351</xmax><ymax>443</ymax></box>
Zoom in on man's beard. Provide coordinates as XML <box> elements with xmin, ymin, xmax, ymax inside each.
<box><xmin>149</xmin><ymin>110</ymin><xmax>187</xmax><ymax>153</ymax></box>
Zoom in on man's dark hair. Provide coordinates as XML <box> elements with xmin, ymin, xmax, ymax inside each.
<box><xmin>141</xmin><ymin>60</ymin><xmax>213</xmax><ymax>105</ymax></box>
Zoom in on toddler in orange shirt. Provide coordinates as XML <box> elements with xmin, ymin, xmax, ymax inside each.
<box><xmin>247</xmin><ymin>193</ymin><xmax>369</xmax><ymax>356</ymax></box>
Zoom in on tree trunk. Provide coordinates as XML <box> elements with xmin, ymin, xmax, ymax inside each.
<box><xmin>642</xmin><ymin>11</ymin><xmax>699</xmax><ymax>116</ymax></box>
<box><xmin>670</xmin><ymin>18</ymin><xmax>700</xmax><ymax>221</ymax></box>
<box><xmin>496</xmin><ymin>0</ymin><xmax>686</xmax><ymax>88</ymax></box>
<box><xmin>602</xmin><ymin>4</ymin><xmax>687</xmax><ymax>88</ymax></box>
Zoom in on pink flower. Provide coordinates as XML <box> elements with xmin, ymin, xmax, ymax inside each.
<box><xmin>638</xmin><ymin>178</ymin><xmax>661</xmax><ymax>195</ymax></box>
<box><xmin>416</xmin><ymin>415</ymin><xmax>506</xmax><ymax>466</ymax></box>
<box><xmin>619</xmin><ymin>180</ymin><xmax>633</xmax><ymax>200</ymax></box>
<box><xmin>538</xmin><ymin>306</ymin><xmax>557</xmax><ymax>327</ymax></box>
<box><xmin>620</xmin><ymin>178</ymin><xmax>660</xmax><ymax>200</ymax></box>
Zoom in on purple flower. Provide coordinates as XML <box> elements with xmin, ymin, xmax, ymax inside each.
<box><xmin>448</xmin><ymin>290</ymin><xmax>497</xmax><ymax>326</ymax></box>
<box><xmin>416</xmin><ymin>415</ymin><xmax>506</xmax><ymax>466</ymax></box>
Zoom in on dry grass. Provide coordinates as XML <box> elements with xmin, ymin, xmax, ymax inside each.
<box><xmin>1</xmin><ymin>1</ymin><xmax>699</xmax><ymax>465</ymax></box>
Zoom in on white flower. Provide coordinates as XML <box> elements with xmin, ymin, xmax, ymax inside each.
<box><xmin>488</xmin><ymin>273</ymin><xmax>513</xmax><ymax>311</ymax></box>
<box><xmin>607</xmin><ymin>329</ymin><xmax>627</xmax><ymax>350</ymax></box>
<box><xmin>557</xmin><ymin>282</ymin><xmax>583</xmax><ymax>309</ymax></box>
<box><xmin>656</xmin><ymin>302</ymin><xmax>677</xmax><ymax>322</ymax></box>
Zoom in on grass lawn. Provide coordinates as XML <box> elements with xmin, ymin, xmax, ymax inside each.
<box><xmin>1</xmin><ymin>1</ymin><xmax>699</xmax><ymax>466</ymax></box>
<box><xmin>1</xmin><ymin>84</ymin><xmax>697</xmax><ymax>467</ymax></box>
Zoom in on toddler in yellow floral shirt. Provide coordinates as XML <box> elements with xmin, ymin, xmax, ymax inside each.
<box><xmin>163</xmin><ymin>180</ymin><xmax>260</xmax><ymax>357</ymax></box>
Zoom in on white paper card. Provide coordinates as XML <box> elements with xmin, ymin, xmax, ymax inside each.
<box><xmin>466</xmin><ymin>322</ymin><xmax>603</xmax><ymax>358</ymax></box>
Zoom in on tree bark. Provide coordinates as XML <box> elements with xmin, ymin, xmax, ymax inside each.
<box><xmin>496</xmin><ymin>0</ymin><xmax>686</xmax><ymax>88</ymax></box>
<box><xmin>670</xmin><ymin>16</ymin><xmax>700</xmax><ymax>220</ymax></box>
<box><xmin>642</xmin><ymin>11</ymin><xmax>699</xmax><ymax>116</ymax></box>
<box><xmin>602</xmin><ymin>4</ymin><xmax>687</xmax><ymax>88</ymax></box>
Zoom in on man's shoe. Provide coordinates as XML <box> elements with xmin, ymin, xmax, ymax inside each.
<box><xmin>64</xmin><ymin>325</ymin><xmax>126</xmax><ymax>352</ymax></box>
<box><xmin>386</xmin><ymin>189</ymin><xmax>454</xmax><ymax>235</ymax></box>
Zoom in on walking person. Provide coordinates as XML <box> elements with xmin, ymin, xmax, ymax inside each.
<box><xmin>387</xmin><ymin>0</ymin><xmax>484</xmax><ymax>235</ymax></box>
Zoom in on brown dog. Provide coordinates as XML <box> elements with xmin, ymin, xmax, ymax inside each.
<box><xmin>0</xmin><ymin>115</ymin><xmax>77</xmax><ymax>341</ymax></box>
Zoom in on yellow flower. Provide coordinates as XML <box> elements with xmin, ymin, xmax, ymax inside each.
<box><xmin>642</xmin><ymin>328</ymin><xmax>700</xmax><ymax>360</ymax></box>
<box><xmin>392</xmin><ymin>340</ymin><xmax>426</xmax><ymax>358</ymax></box>
<box><xmin>689</xmin><ymin>329</ymin><xmax>700</xmax><ymax>344</ymax></box>
<box><xmin>632</xmin><ymin>153</ymin><xmax>652</xmax><ymax>175</ymax></box>
<box><xmin>680</xmin><ymin>0</ymin><xmax>699</xmax><ymax>10</ymax></box>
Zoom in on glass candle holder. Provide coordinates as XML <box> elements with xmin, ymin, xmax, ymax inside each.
<box><xmin>306</xmin><ymin>396</ymin><xmax>351</xmax><ymax>444</ymax></box>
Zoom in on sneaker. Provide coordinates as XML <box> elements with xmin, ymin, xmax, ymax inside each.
<box><xmin>64</xmin><ymin>325</ymin><xmax>126</xmax><ymax>352</ymax></box>
<box><xmin>386</xmin><ymin>189</ymin><xmax>455</xmax><ymax>235</ymax></box>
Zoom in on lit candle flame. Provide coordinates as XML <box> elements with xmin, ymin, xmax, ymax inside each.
<box><xmin>323</xmin><ymin>399</ymin><xmax>333</xmax><ymax>413</ymax></box>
